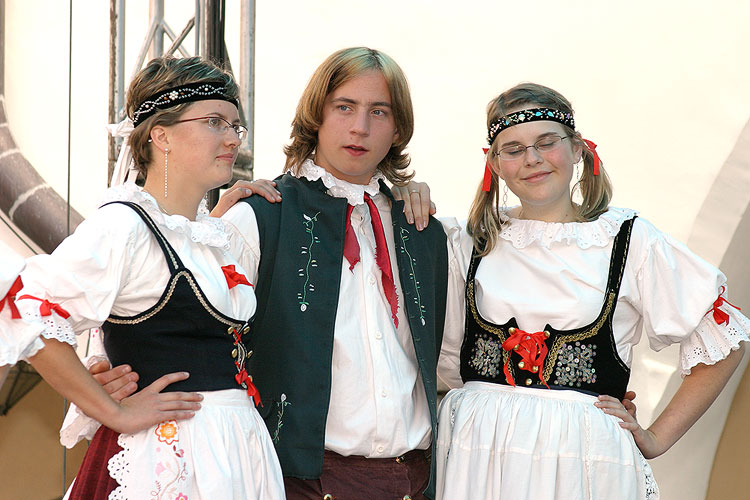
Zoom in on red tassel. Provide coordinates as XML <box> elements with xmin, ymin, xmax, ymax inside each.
<box><xmin>235</xmin><ymin>368</ymin><xmax>263</xmax><ymax>407</ymax></box>
<box><xmin>482</xmin><ymin>148</ymin><xmax>492</xmax><ymax>192</ymax></box>
<box><xmin>582</xmin><ymin>139</ymin><xmax>600</xmax><ymax>176</ymax></box>
<box><xmin>221</xmin><ymin>264</ymin><xmax>252</xmax><ymax>289</ymax></box>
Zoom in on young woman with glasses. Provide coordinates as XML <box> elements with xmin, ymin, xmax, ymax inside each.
<box><xmin>13</xmin><ymin>56</ymin><xmax>285</xmax><ymax>499</ymax></box>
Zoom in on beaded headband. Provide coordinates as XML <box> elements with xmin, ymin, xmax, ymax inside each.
<box><xmin>482</xmin><ymin>107</ymin><xmax>600</xmax><ymax>192</ymax></box>
<box><xmin>132</xmin><ymin>80</ymin><xmax>238</xmax><ymax>127</ymax></box>
<box><xmin>487</xmin><ymin>107</ymin><xmax>575</xmax><ymax>146</ymax></box>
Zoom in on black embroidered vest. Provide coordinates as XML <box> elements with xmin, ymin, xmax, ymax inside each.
<box><xmin>460</xmin><ymin>217</ymin><xmax>636</xmax><ymax>400</ymax></box>
<box><xmin>241</xmin><ymin>174</ymin><xmax>448</xmax><ymax>499</ymax></box>
<box><xmin>101</xmin><ymin>202</ymin><xmax>251</xmax><ymax>393</ymax></box>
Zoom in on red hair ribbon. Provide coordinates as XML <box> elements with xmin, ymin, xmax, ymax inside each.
<box><xmin>0</xmin><ymin>276</ymin><xmax>23</xmax><ymax>319</ymax></box>
<box><xmin>706</xmin><ymin>286</ymin><xmax>741</xmax><ymax>326</ymax></box>
<box><xmin>222</xmin><ymin>264</ymin><xmax>252</xmax><ymax>289</ymax></box>
<box><xmin>582</xmin><ymin>139</ymin><xmax>600</xmax><ymax>176</ymax></box>
<box><xmin>501</xmin><ymin>328</ymin><xmax>550</xmax><ymax>388</ymax></box>
<box><xmin>16</xmin><ymin>295</ymin><xmax>71</xmax><ymax>319</ymax></box>
<box><xmin>482</xmin><ymin>148</ymin><xmax>492</xmax><ymax>192</ymax></box>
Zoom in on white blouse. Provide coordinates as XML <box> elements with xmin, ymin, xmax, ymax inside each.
<box><xmin>15</xmin><ymin>183</ymin><xmax>259</xmax><ymax>445</ymax></box>
<box><xmin>438</xmin><ymin>207</ymin><xmax>750</xmax><ymax>390</ymax></box>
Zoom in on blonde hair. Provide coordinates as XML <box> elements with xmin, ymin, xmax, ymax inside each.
<box><xmin>467</xmin><ymin>82</ymin><xmax>613</xmax><ymax>255</ymax></box>
<box><xmin>126</xmin><ymin>56</ymin><xmax>239</xmax><ymax>178</ymax></box>
<box><xmin>283</xmin><ymin>47</ymin><xmax>414</xmax><ymax>185</ymax></box>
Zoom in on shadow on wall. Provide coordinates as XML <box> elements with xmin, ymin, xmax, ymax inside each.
<box><xmin>688</xmin><ymin>117</ymin><xmax>750</xmax><ymax>499</ymax></box>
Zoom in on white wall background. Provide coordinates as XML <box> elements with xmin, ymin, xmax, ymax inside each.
<box><xmin>5</xmin><ymin>1</ymin><xmax>750</xmax><ymax>498</ymax></box>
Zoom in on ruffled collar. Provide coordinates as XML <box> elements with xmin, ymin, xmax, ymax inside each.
<box><xmin>297</xmin><ymin>158</ymin><xmax>384</xmax><ymax>205</ymax></box>
<box><xmin>98</xmin><ymin>182</ymin><xmax>231</xmax><ymax>250</ymax></box>
<box><xmin>498</xmin><ymin>207</ymin><xmax>638</xmax><ymax>249</ymax></box>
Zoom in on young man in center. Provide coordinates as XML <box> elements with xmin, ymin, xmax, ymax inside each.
<box><xmin>221</xmin><ymin>47</ymin><xmax>452</xmax><ymax>499</ymax></box>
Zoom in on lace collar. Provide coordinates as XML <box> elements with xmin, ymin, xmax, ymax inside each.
<box><xmin>297</xmin><ymin>158</ymin><xmax>384</xmax><ymax>206</ymax></box>
<box><xmin>98</xmin><ymin>182</ymin><xmax>231</xmax><ymax>250</ymax></box>
<box><xmin>498</xmin><ymin>207</ymin><xmax>638</xmax><ymax>249</ymax></box>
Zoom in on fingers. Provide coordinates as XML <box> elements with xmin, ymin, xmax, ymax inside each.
<box><xmin>147</xmin><ymin>371</ymin><xmax>191</xmax><ymax>393</ymax></box>
<box><xmin>209</xmin><ymin>180</ymin><xmax>281</xmax><ymax>217</ymax></box>
<box><xmin>623</xmin><ymin>390</ymin><xmax>637</xmax><ymax>402</ymax></box>
<box><xmin>91</xmin><ymin>363</ymin><xmax>139</xmax><ymax>402</ymax></box>
<box><xmin>88</xmin><ymin>360</ymin><xmax>113</xmax><ymax>376</ymax></box>
<box><xmin>594</xmin><ymin>395</ymin><xmax>640</xmax><ymax>431</ymax></box>
<box><xmin>414</xmin><ymin>182</ymin><xmax>432</xmax><ymax>230</ymax></box>
<box><xmin>245</xmin><ymin>179</ymin><xmax>282</xmax><ymax>203</ymax></box>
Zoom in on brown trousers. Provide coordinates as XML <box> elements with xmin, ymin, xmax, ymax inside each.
<box><xmin>284</xmin><ymin>449</ymin><xmax>430</xmax><ymax>500</ymax></box>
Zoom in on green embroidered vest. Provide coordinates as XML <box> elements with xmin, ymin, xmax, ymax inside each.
<box><xmin>242</xmin><ymin>174</ymin><xmax>448</xmax><ymax>499</ymax></box>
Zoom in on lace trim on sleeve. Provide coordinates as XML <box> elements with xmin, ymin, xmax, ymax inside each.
<box><xmin>17</xmin><ymin>302</ymin><xmax>77</xmax><ymax>349</ymax></box>
<box><xmin>679</xmin><ymin>304</ymin><xmax>750</xmax><ymax>376</ymax></box>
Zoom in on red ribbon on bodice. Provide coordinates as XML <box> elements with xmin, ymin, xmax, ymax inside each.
<box><xmin>501</xmin><ymin>327</ymin><xmax>550</xmax><ymax>388</ymax></box>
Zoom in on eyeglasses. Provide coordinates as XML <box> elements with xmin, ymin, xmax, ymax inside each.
<box><xmin>175</xmin><ymin>116</ymin><xmax>248</xmax><ymax>141</ymax></box>
<box><xmin>494</xmin><ymin>135</ymin><xmax>572</xmax><ymax>161</ymax></box>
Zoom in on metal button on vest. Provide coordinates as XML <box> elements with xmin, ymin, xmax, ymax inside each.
<box><xmin>525</xmin><ymin>378</ymin><xmax>533</xmax><ymax>386</ymax></box>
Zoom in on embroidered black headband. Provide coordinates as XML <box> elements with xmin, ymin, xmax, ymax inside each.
<box><xmin>132</xmin><ymin>80</ymin><xmax>238</xmax><ymax>127</ymax></box>
<box><xmin>487</xmin><ymin>107</ymin><xmax>575</xmax><ymax>145</ymax></box>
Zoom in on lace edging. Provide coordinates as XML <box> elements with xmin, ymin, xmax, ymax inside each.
<box><xmin>107</xmin><ymin>433</ymin><xmax>132</xmax><ymax>500</ymax></box>
<box><xmin>298</xmin><ymin>158</ymin><xmax>384</xmax><ymax>205</ymax></box>
<box><xmin>98</xmin><ymin>183</ymin><xmax>230</xmax><ymax>250</ymax></box>
<box><xmin>679</xmin><ymin>306</ymin><xmax>750</xmax><ymax>376</ymax></box>
<box><xmin>498</xmin><ymin>207</ymin><xmax>638</xmax><ymax>249</ymax></box>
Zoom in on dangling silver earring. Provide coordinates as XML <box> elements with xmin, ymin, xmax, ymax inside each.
<box><xmin>502</xmin><ymin>183</ymin><xmax>509</xmax><ymax>212</ymax></box>
<box><xmin>164</xmin><ymin>148</ymin><xmax>169</xmax><ymax>198</ymax></box>
<box><xmin>575</xmin><ymin>161</ymin><xmax>580</xmax><ymax>183</ymax></box>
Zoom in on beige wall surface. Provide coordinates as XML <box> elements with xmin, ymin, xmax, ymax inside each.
<box><xmin>3</xmin><ymin>1</ymin><xmax>750</xmax><ymax>499</ymax></box>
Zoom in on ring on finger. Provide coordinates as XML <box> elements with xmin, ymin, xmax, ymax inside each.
<box><xmin>408</xmin><ymin>189</ymin><xmax>419</xmax><ymax>194</ymax></box>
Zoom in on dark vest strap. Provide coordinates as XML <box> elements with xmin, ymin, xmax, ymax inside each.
<box><xmin>605</xmin><ymin>217</ymin><xmax>636</xmax><ymax>299</ymax></box>
<box><xmin>100</xmin><ymin>201</ymin><xmax>184</xmax><ymax>273</ymax></box>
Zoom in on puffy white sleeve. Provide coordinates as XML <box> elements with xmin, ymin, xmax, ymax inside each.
<box><xmin>0</xmin><ymin>241</ymin><xmax>45</xmax><ymax>365</ymax></box>
<box><xmin>15</xmin><ymin>204</ymin><xmax>143</xmax><ymax>350</ymax></box>
<box><xmin>437</xmin><ymin>217</ymin><xmax>471</xmax><ymax>389</ymax></box>
<box><xmin>630</xmin><ymin>218</ymin><xmax>750</xmax><ymax>375</ymax></box>
<box><xmin>223</xmin><ymin>202</ymin><xmax>262</xmax><ymax>285</ymax></box>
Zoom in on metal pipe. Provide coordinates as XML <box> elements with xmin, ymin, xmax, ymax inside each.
<box><xmin>150</xmin><ymin>0</ymin><xmax>164</xmax><ymax>58</ymax></box>
<box><xmin>239</xmin><ymin>0</ymin><xmax>255</xmax><ymax>176</ymax></box>
<box><xmin>164</xmin><ymin>17</ymin><xmax>195</xmax><ymax>57</ymax></box>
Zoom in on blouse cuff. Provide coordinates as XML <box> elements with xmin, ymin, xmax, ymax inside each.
<box><xmin>59</xmin><ymin>353</ymin><xmax>108</xmax><ymax>447</ymax></box>
<box><xmin>17</xmin><ymin>300</ymin><xmax>77</xmax><ymax>350</ymax></box>
<box><xmin>679</xmin><ymin>304</ymin><xmax>750</xmax><ymax>376</ymax></box>
<box><xmin>0</xmin><ymin>320</ymin><xmax>45</xmax><ymax>365</ymax></box>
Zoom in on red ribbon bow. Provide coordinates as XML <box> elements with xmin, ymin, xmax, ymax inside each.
<box><xmin>501</xmin><ymin>328</ymin><xmax>550</xmax><ymax>388</ymax></box>
<box><xmin>16</xmin><ymin>295</ymin><xmax>71</xmax><ymax>319</ymax></box>
<box><xmin>482</xmin><ymin>148</ymin><xmax>493</xmax><ymax>192</ymax></box>
<box><xmin>221</xmin><ymin>265</ymin><xmax>252</xmax><ymax>290</ymax></box>
<box><xmin>582</xmin><ymin>139</ymin><xmax>600</xmax><ymax>176</ymax></box>
<box><xmin>0</xmin><ymin>276</ymin><xmax>23</xmax><ymax>319</ymax></box>
<box><xmin>235</xmin><ymin>368</ymin><xmax>262</xmax><ymax>407</ymax></box>
<box><xmin>706</xmin><ymin>286</ymin><xmax>741</xmax><ymax>326</ymax></box>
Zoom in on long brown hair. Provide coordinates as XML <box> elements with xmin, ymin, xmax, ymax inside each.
<box><xmin>467</xmin><ymin>83</ymin><xmax>612</xmax><ymax>255</ymax></box>
<box><xmin>283</xmin><ymin>47</ymin><xmax>415</xmax><ymax>185</ymax></box>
